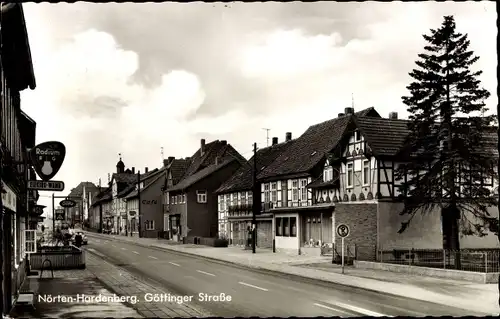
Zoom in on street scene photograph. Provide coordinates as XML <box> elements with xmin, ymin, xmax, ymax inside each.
<box><xmin>0</xmin><ymin>1</ymin><xmax>498</xmax><ymax>318</ymax></box>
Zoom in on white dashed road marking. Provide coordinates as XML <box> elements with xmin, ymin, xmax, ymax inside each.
<box><xmin>148</xmin><ymin>256</ymin><xmax>158</xmax><ymax>260</ymax></box>
<box><xmin>238</xmin><ymin>282</ymin><xmax>268</xmax><ymax>291</ymax></box>
<box><xmin>169</xmin><ymin>262</ymin><xmax>180</xmax><ymax>267</ymax></box>
<box><xmin>196</xmin><ymin>270</ymin><xmax>216</xmax><ymax>277</ymax></box>
<box><xmin>332</xmin><ymin>301</ymin><xmax>391</xmax><ymax>317</ymax></box>
<box><xmin>121</xmin><ymin>247</ymin><xmax>127</xmax><ymax>250</ymax></box>
<box><xmin>313</xmin><ymin>303</ymin><xmax>351</xmax><ymax>315</ymax></box>
<box><xmin>132</xmin><ymin>251</ymin><xmax>139</xmax><ymax>255</ymax></box>
<box><xmin>112</xmin><ymin>244</ymin><xmax>116</xmax><ymax>247</ymax></box>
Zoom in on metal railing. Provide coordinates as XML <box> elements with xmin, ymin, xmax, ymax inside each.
<box><xmin>378</xmin><ymin>247</ymin><xmax>499</xmax><ymax>273</ymax></box>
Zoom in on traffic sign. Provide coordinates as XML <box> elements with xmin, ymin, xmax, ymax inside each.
<box><xmin>336</xmin><ymin>224</ymin><xmax>350</xmax><ymax>238</ymax></box>
<box><xmin>60</xmin><ymin>199</ymin><xmax>76</xmax><ymax>208</ymax></box>
<box><xmin>55</xmin><ymin>209</ymin><xmax>65</xmax><ymax>220</ymax></box>
<box><xmin>27</xmin><ymin>180</ymin><xmax>65</xmax><ymax>191</ymax></box>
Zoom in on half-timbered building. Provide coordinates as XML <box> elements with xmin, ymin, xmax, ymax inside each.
<box><xmin>215</xmin><ymin>135</ymin><xmax>295</xmax><ymax>248</ymax></box>
<box><xmin>318</xmin><ymin>111</ymin><xmax>499</xmax><ymax>261</ymax></box>
<box><xmin>257</xmin><ymin>107</ymin><xmax>380</xmax><ymax>255</ymax></box>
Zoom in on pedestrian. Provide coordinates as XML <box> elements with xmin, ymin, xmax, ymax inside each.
<box><xmin>74</xmin><ymin>233</ymin><xmax>83</xmax><ymax>248</ymax></box>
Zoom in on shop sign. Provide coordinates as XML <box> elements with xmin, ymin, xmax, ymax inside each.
<box><xmin>1</xmin><ymin>181</ymin><xmax>17</xmax><ymax>212</ymax></box>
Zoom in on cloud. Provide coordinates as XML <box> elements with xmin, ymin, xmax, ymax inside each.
<box><xmin>20</xmin><ymin>2</ymin><xmax>497</xmax><ymax>216</ymax></box>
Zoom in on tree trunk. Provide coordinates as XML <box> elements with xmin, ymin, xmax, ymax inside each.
<box><xmin>442</xmin><ymin>205</ymin><xmax>461</xmax><ymax>269</ymax></box>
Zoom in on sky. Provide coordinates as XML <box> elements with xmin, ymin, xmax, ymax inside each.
<box><xmin>19</xmin><ymin>2</ymin><xmax>497</xmax><ymax>219</ymax></box>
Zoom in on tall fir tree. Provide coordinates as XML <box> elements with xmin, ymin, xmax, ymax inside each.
<box><xmin>395</xmin><ymin>16</ymin><xmax>497</xmax><ymax>261</ymax></box>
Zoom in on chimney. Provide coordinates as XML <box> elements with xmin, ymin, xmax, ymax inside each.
<box><xmin>221</xmin><ymin>140</ymin><xmax>227</xmax><ymax>146</ymax></box>
<box><xmin>344</xmin><ymin>107</ymin><xmax>354</xmax><ymax>115</ymax></box>
<box><xmin>338</xmin><ymin>113</ymin><xmax>345</xmax><ymax>117</ymax></box>
<box><xmin>168</xmin><ymin>156</ymin><xmax>175</xmax><ymax>163</ymax></box>
<box><xmin>145</xmin><ymin>167</ymin><xmax>148</xmax><ymax>173</ymax></box>
<box><xmin>131</xmin><ymin>167</ymin><xmax>135</xmax><ymax>174</ymax></box>
<box><xmin>285</xmin><ymin>132</ymin><xmax>292</xmax><ymax>142</ymax></box>
<box><xmin>163</xmin><ymin>159</ymin><xmax>169</xmax><ymax>167</ymax></box>
<box><xmin>272</xmin><ymin>137</ymin><xmax>278</xmax><ymax>145</ymax></box>
<box><xmin>215</xmin><ymin>156</ymin><xmax>219</xmax><ymax>165</ymax></box>
<box><xmin>389</xmin><ymin>112</ymin><xmax>398</xmax><ymax>119</ymax></box>
<box><xmin>200</xmin><ymin>139</ymin><xmax>206</xmax><ymax>156</ymax></box>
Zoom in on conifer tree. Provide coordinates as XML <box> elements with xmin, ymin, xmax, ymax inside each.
<box><xmin>395</xmin><ymin>16</ymin><xmax>497</xmax><ymax>264</ymax></box>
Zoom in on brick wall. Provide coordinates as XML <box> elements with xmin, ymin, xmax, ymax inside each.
<box><xmin>334</xmin><ymin>203</ymin><xmax>377</xmax><ymax>261</ymax></box>
<box><xmin>257</xmin><ymin>221</ymin><xmax>272</xmax><ymax>249</ymax></box>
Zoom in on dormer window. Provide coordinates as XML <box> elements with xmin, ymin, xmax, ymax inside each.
<box><xmin>323</xmin><ymin>166</ymin><xmax>334</xmax><ymax>182</ymax></box>
<box><xmin>355</xmin><ymin>130</ymin><xmax>361</xmax><ymax>141</ymax></box>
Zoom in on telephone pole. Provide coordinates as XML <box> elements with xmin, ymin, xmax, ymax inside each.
<box><xmin>262</xmin><ymin>128</ymin><xmax>270</xmax><ymax>147</ymax></box>
<box><xmin>251</xmin><ymin>142</ymin><xmax>258</xmax><ymax>254</ymax></box>
<box><xmin>137</xmin><ymin>171</ymin><xmax>142</xmax><ymax>238</ymax></box>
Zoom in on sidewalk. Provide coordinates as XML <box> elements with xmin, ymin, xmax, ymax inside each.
<box><xmin>87</xmin><ymin>232</ymin><xmax>500</xmax><ymax>315</ymax></box>
<box><xmin>9</xmin><ymin>269</ymin><xmax>141</xmax><ymax>318</ymax></box>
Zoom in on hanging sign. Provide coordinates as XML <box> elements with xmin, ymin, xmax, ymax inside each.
<box><xmin>30</xmin><ymin>141</ymin><xmax>66</xmax><ymax>181</ymax></box>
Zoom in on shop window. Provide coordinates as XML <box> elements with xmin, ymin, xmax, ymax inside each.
<box><xmin>290</xmin><ymin>217</ymin><xmax>297</xmax><ymax>237</ymax></box>
<box><xmin>276</xmin><ymin>218</ymin><xmax>282</xmax><ymax>236</ymax></box>
<box><xmin>284</xmin><ymin>218</ymin><xmax>289</xmax><ymax>236</ymax></box>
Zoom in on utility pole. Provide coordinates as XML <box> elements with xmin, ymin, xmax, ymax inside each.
<box><xmin>52</xmin><ymin>193</ymin><xmax>55</xmax><ymax>232</ymax></box>
<box><xmin>0</xmin><ymin>147</ymin><xmax>5</xmax><ymax>316</ymax></box>
<box><xmin>137</xmin><ymin>171</ymin><xmax>142</xmax><ymax>238</ymax></box>
<box><xmin>251</xmin><ymin>142</ymin><xmax>258</xmax><ymax>254</ymax></box>
<box><xmin>262</xmin><ymin>128</ymin><xmax>270</xmax><ymax>147</ymax></box>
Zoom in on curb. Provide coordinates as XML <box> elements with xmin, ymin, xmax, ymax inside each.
<box><xmin>86</xmin><ymin>233</ymin><xmax>497</xmax><ymax>315</ymax></box>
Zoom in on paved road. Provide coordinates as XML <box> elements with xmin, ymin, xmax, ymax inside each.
<box><xmin>86</xmin><ymin>235</ymin><xmax>487</xmax><ymax>317</ymax></box>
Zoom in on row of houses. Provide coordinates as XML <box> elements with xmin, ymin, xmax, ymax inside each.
<box><xmin>87</xmin><ymin>106</ymin><xmax>499</xmax><ymax>260</ymax></box>
<box><xmin>1</xmin><ymin>3</ymin><xmax>44</xmax><ymax>315</ymax></box>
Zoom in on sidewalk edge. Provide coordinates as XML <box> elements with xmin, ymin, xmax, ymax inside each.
<box><xmin>86</xmin><ymin>233</ymin><xmax>497</xmax><ymax>315</ymax></box>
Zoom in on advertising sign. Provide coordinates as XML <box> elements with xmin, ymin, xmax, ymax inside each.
<box><xmin>27</xmin><ymin>180</ymin><xmax>65</xmax><ymax>191</ymax></box>
<box><xmin>60</xmin><ymin>199</ymin><xmax>76</xmax><ymax>208</ymax></box>
<box><xmin>30</xmin><ymin>141</ymin><xmax>66</xmax><ymax>181</ymax></box>
<box><xmin>55</xmin><ymin>209</ymin><xmax>65</xmax><ymax>220</ymax></box>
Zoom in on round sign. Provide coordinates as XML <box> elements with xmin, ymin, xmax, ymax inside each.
<box><xmin>336</xmin><ymin>224</ymin><xmax>350</xmax><ymax>238</ymax></box>
<box><xmin>60</xmin><ymin>199</ymin><xmax>76</xmax><ymax>208</ymax></box>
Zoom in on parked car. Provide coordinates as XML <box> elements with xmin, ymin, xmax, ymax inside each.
<box><xmin>71</xmin><ymin>231</ymin><xmax>88</xmax><ymax>245</ymax></box>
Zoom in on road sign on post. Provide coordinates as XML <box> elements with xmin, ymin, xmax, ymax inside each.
<box><xmin>55</xmin><ymin>209</ymin><xmax>65</xmax><ymax>221</ymax></box>
<box><xmin>336</xmin><ymin>224</ymin><xmax>350</xmax><ymax>274</ymax></box>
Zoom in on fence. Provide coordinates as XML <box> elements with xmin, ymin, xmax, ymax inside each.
<box><xmin>30</xmin><ymin>245</ymin><xmax>86</xmax><ymax>270</ymax></box>
<box><xmin>378</xmin><ymin>248</ymin><xmax>499</xmax><ymax>273</ymax></box>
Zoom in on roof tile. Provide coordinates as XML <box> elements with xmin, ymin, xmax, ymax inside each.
<box><xmin>258</xmin><ymin>107</ymin><xmax>379</xmax><ymax>180</ymax></box>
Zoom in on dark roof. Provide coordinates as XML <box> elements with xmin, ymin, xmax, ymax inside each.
<box><xmin>258</xmin><ymin>107</ymin><xmax>380</xmax><ymax>180</ymax></box>
<box><xmin>68</xmin><ymin>182</ymin><xmax>99</xmax><ymax>198</ymax></box>
<box><xmin>112</xmin><ymin>173</ymin><xmax>137</xmax><ymax>184</ymax></box>
<box><xmin>182</xmin><ymin>140</ymin><xmax>246</xmax><ymax>178</ymax></box>
<box><xmin>125</xmin><ymin>168</ymin><xmax>167</xmax><ymax>199</ymax></box>
<box><xmin>307</xmin><ymin>175</ymin><xmax>339</xmax><ymax>189</ymax></box>
<box><xmin>216</xmin><ymin>140</ymin><xmax>296</xmax><ymax>194</ymax></box>
<box><xmin>91</xmin><ymin>187</ymin><xmax>112</xmax><ymax>206</ymax></box>
<box><xmin>170</xmin><ymin>159</ymin><xmax>191</xmax><ymax>185</ymax></box>
<box><xmin>354</xmin><ymin>117</ymin><xmax>498</xmax><ymax>158</ymax></box>
<box><xmin>354</xmin><ymin>117</ymin><xmax>410</xmax><ymax>156</ymax></box>
<box><xmin>167</xmin><ymin>159</ymin><xmax>237</xmax><ymax>192</ymax></box>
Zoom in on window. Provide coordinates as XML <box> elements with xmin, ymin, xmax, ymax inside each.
<box><xmin>241</xmin><ymin>192</ymin><xmax>246</xmax><ymax>205</ymax></box>
<box><xmin>347</xmin><ymin>163</ymin><xmax>354</xmax><ymax>188</ymax></box>
<box><xmin>290</xmin><ymin>217</ymin><xmax>297</xmax><ymax>237</ymax></box>
<box><xmin>12</xmin><ymin>214</ymin><xmax>17</xmax><ymax>266</ymax></box>
<box><xmin>146</xmin><ymin>220</ymin><xmax>155</xmax><ymax>230</ymax></box>
<box><xmin>173</xmin><ymin>196</ymin><xmax>177</xmax><ymax>204</ymax></box>
<box><xmin>25</xmin><ymin>230</ymin><xmax>36</xmax><ymax>254</ymax></box>
<box><xmin>219</xmin><ymin>196</ymin><xmax>223</xmax><ymax>211</ymax></box>
<box><xmin>300</xmin><ymin>179</ymin><xmax>308</xmax><ymax>201</ymax></box>
<box><xmin>164</xmin><ymin>215</ymin><xmax>169</xmax><ymax>231</ymax></box>
<box><xmin>276</xmin><ymin>218</ymin><xmax>283</xmax><ymax>236</ymax></box>
<box><xmin>182</xmin><ymin>194</ymin><xmax>186</xmax><ymax>203</ymax></box>
<box><xmin>362</xmin><ymin>160</ymin><xmax>370</xmax><ymax>186</ymax></box>
<box><xmin>283</xmin><ymin>218</ymin><xmax>289</xmax><ymax>236</ymax></box>
<box><xmin>271</xmin><ymin>182</ymin><xmax>277</xmax><ymax>203</ymax></box>
<box><xmin>264</xmin><ymin>184</ymin><xmax>270</xmax><ymax>203</ymax></box>
<box><xmin>355</xmin><ymin>130</ymin><xmax>361</xmax><ymax>141</ymax></box>
<box><xmin>292</xmin><ymin>180</ymin><xmax>299</xmax><ymax>201</ymax></box>
<box><xmin>165</xmin><ymin>194</ymin><xmax>170</xmax><ymax>205</ymax></box>
<box><xmin>197</xmin><ymin>190</ymin><xmax>207</xmax><ymax>203</ymax></box>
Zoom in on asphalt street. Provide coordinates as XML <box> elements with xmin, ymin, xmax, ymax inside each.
<box><xmin>85</xmin><ymin>235</ymin><xmax>485</xmax><ymax>317</ymax></box>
